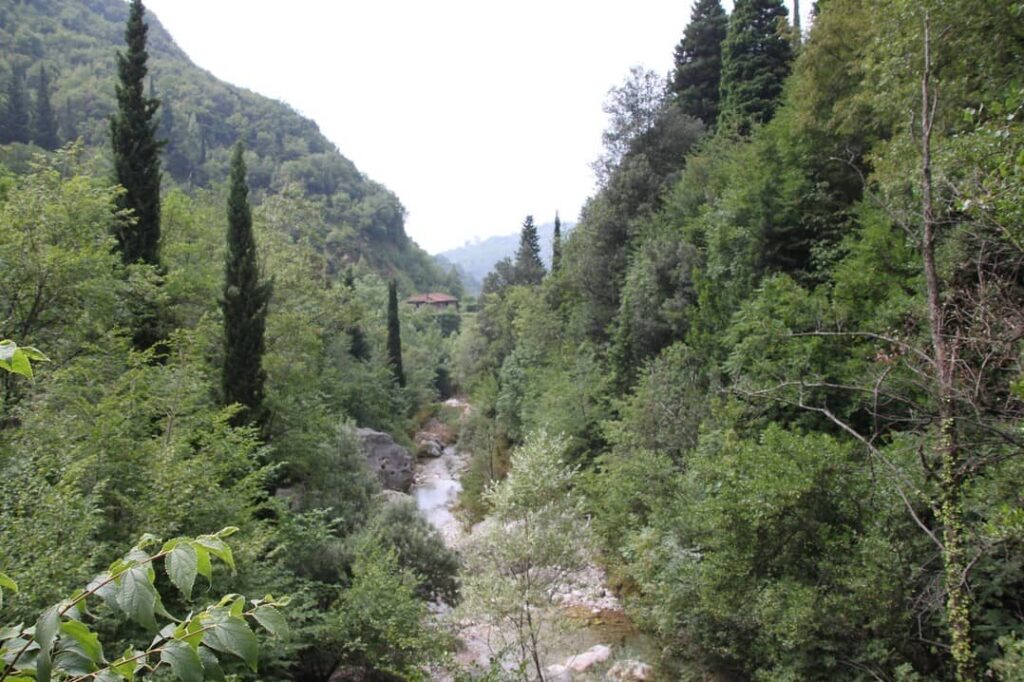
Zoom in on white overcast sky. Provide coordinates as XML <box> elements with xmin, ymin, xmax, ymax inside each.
<box><xmin>143</xmin><ymin>1</ymin><xmax>810</xmax><ymax>254</ymax></box>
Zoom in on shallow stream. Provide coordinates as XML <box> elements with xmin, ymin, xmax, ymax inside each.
<box><xmin>410</xmin><ymin>403</ymin><xmax>656</xmax><ymax>679</ymax></box>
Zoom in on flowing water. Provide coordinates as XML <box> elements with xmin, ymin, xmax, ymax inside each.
<box><xmin>410</xmin><ymin>402</ymin><xmax>656</xmax><ymax>680</ymax></box>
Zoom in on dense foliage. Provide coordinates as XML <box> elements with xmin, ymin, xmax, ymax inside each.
<box><xmin>456</xmin><ymin>1</ymin><xmax>1024</xmax><ymax>680</ymax></box>
<box><xmin>0</xmin><ymin>3</ymin><xmax>461</xmax><ymax>679</ymax></box>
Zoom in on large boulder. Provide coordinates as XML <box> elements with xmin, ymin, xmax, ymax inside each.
<box><xmin>356</xmin><ymin>427</ymin><xmax>414</xmax><ymax>492</ymax></box>
<box><xmin>566</xmin><ymin>644</ymin><xmax>611</xmax><ymax>673</ymax></box>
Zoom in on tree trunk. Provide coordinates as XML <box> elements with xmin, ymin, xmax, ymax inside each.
<box><xmin>919</xmin><ymin>15</ymin><xmax>975</xmax><ymax>682</ymax></box>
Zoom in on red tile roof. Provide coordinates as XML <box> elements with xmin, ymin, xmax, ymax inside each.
<box><xmin>405</xmin><ymin>293</ymin><xmax>459</xmax><ymax>304</ymax></box>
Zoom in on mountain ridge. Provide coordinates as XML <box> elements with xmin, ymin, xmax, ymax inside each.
<box><xmin>0</xmin><ymin>0</ymin><xmax>450</xmax><ymax>290</ymax></box>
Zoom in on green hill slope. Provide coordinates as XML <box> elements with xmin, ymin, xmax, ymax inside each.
<box><xmin>0</xmin><ymin>0</ymin><xmax>448</xmax><ymax>289</ymax></box>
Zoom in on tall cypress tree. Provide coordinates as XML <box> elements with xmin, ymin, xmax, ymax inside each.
<box><xmin>110</xmin><ymin>0</ymin><xmax>163</xmax><ymax>266</ymax></box>
<box><xmin>386</xmin><ymin>280</ymin><xmax>405</xmax><ymax>387</ymax></box>
<box><xmin>671</xmin><ymin>0</ymin><xmax>728</xmax><ymax>128</ymax></box>
<box><xmin>718</xmin><ymin>0</ymin><xmax>792</xmax><ymax>134</ymax></box>
<box><xmin>222</xmin><ymin>143</ymin><xmax>271</xmax><ymax>425</ymax></box>
<box><xmin>551</xmin><ymin>212</ymin><xmax>563</xmax><ymax>274</ymax></box>
<box><xmin>1</xmin><ymin>69</ymin><xmax>31</xmax><ymax>144</ymax></box>
<box><xmin>514</xmin><ymin>215</ymin><xmax>546</xmax><ymax>285</ymax></box>
<box><xmin>32</xmin><ymin>65</ymin><xmax>60</xmax><ymax>150</ymax></box>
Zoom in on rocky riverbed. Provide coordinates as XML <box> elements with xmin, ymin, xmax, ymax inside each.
<box><xmin>410</xmin><ymin>400</ymin><xmax>656</xmax><ymax>681</ymax></box>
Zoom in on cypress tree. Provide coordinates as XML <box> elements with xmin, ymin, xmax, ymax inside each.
<box><xmin>222</xmin><ymin>143</ymin><xmax>271</xmax><ymax>426</ymax></box>
<box><xmin>551</xmin><ymin>212</ymin><xmax>563</xmax><ymax>274</ymax></box>
<box><xmin>514</xmin><ymin>215</ymin><xmax>546</xmax><ymax>285</ymax></box>
<box><xmin>671</xmin><ymin>0</ymin><xmax>728</xmax><ymax>128</ymax></box>
<box><xmin>718</xmin><ymin>0</ymin><xmax>793</xmax><ymax>134</ymax></box>
<box><xmin>1</xmin><ymin>69</ymin><xmax>31</xmax><ymax>144</ymax></box>
<box><xmin>110</xmin><ymin>0</ymin><xmax>163</xmax><ymax>266</ymax></box>
<box><xmin>32</xmin><ymin>65</ymin><xmax>60</xmax><ymax>150</ymax></box>
<box><xmin>386</xmin><ymin>280</ymin><xmax>405</xmax><ymax>387</ymax></box>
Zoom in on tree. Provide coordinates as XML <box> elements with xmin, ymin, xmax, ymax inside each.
<box><xmin>461</xmin><ymin>432</ymin><xmax>588</xmax><ymax>679</ymax></box>
<box><xmin>110</xmin><ymin>0</ymin><xmax>163</xmax><ymax>267</ymax></box>
<box><xmin>513</xmin><ymin>215</ymin><xmax>545</xmax><ymax>285</ymax></box>
<box><xmin>222</xmin><ymin>143</ymin><xmax>271</xmax><ymax>426</ymax></box>
<box><xmin>551</xmin><ymin>212</ymin><xmax>563</xmax><ymax>274</ymax></box>
<box><xmin>671</xmin><ymin>0</ymin><xmax>729</xmax><ymax>128</ymax></box>
<box><xmin>32</xmin><ymin>65</ymin><xmax>59</xmax><ymax>150</ymax></box>
<box><xmin>719</xmin><ymin>0</ymin><xmax>793</xmax><ymax>133</ymax></box>
<box><xmin>386</xmin><ymin>279</ymin><xmax>405</xmax><ymax>387</ymax></box>
<box><xmin>0</xmin><ymin>69</ymin><xmax>31</xmax><ymax>145</ymax></box>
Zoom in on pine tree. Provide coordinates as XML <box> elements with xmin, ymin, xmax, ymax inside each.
<box><xmin>387</xmin><ymin>280</ymin><xmax>405</xmax><ymax>387</ymax></box>
<box><xmin>1</xmin><ymin>69</ymin><xmax>31</xmax><ymax>144</ymax></box>
<box><xmin>718</xmin><ymin>0</ymin><xmax>793</xmax><ymax>134</ymax></box>
<box><xmin>32</xmin><ymin>65</ymin><xmax>60</xmax><ymax>150</ymax></box>
<box><xmin>110</xmin><ymin>0</ymin><xmax>163</xmax><ymax>266</ymax></box>
<box><xmin>514</xmin><ymin>215</ymin><xmax>546</xmax><ymax>285</ymax></box>
<box><xmin>671</xmin><ymin>0</ymin><xmax>729</xmax><ymax>128</ymax></box>
<box><xmin>221</xmin><ymin>143</ymin><xmax>271</xmax><ymax>425</ymax></box>
<box><xmin>551</xmin><ymin>212</ymin><xmax>563</xmax><ymax>274</ymax></box>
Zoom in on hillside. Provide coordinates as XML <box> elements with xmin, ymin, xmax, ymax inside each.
<box><xmin>436</xmin><ymin>220</ymin><xmax>573</xmax><ymax>294</ymax></box>
<box><xmin>0</xmin><ymin>0</ymin><xmax>449</xmax><ymax>289</ymax></box>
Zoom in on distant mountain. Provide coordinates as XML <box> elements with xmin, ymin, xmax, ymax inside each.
<box><xmin>0</xmin><ymin>0</ymin><xmax>449</xmax><ymax>290</ymax></box>
<box><xmin>436</xmin><ymin>221</ymin><xmax>574</xmax><ymax>294</ymax></box>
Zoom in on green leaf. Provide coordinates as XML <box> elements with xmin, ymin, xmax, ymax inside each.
<box><xmin>192</xmin><ymin>544</ymin><xmax>212</xmax><ymax>582</ymax></box>
<box><xmin>173</xmin><ymin>617</ymin><xmax>205</xmax><ymax>652</ymax></box>
<box><xmin>161</xmin><ymin>640</ymin><xmax>203</xmax><ymax>682</ymax></box>
<box><xmin>197</xmin><ymin>646</ymin><xmax>226</xmax><ymax>682</ymax></box>
<box><xmin>195</xmin><ymin>535</ymin><xmax>235</xmax><ymax>573</ymax></box>
<box><xmin>35</xmin><ymin>605</ymin><xmax>60</xmax><ymax>682</ymax></box>
<box><xmin>214</xmin><ymin>526</ymin><xmax>239</xmax><ymax>539</ymax></box>
<box><xmin>17</xmin><ymin>346</ymin><xmax>49</xmax><ymax>362</ymax></box>
<box><xmin>116</xmin><ymin>566</ymin><xmax>158</xmax><ymax>630</ymax></box>
<box><xmin>227</xmin><ymin>595</ymin><xmax>245</xmax><ymax>618</ymax></box>
<box><xmin>251</xmin><ymin>605</ymin><xmax>288</xmax><ymax>638</ymax></box>
<box><xmin>110</xmin><ymin>648</ymin><xmax>140</xmax><ymax>681</ymax></box>
<box><xmin>202</xmin><ymin>616</ymin><xmax>258</xmax><ymax>671</ymax></box>
<box><xmin>59</xmin><ymin>620</ymin><xmax>103</xmax><ymax>663</ymax></box>
<box><xmin>0</xmin><ymin>572</ymin><xmax>18</xmax><ymax>593</ymax></box>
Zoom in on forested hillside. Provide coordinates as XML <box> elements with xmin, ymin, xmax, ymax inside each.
<box><xmin>0</xmin><ymin>0</ymin><xmax>451</xmax><ymax>288</ymax></box>
<box><xmin>3</xmin><ymin>0</ymin><xmax>1023</xmax><ymax>680</ymax></box>
<box><xmin>0</xmin><ymin>1</ymin><xmax>463</xmax><ymax>679</ymax></box>
<box><xmin>456</xmin><ymin>0</ymin><xmax>1024</xmax><ymax>679</ymax></box>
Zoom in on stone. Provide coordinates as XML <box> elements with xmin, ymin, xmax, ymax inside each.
<box><xmin>356</xmin><ymin>427</ymin><xmax>414</xmax><ymax>492</ymax></box>
<box><xmin>544</xmin><ymin>664</ymin><xmax>573</xmax><ymax>682</ymax></box>
<box><xmin>566</xmin><ymin>644</ymin><xmax>612</xmax><ymax>673</ymax></box>
<box><xmin>417</xmin><ymin>436</ymin><xmax>444</xmax><ymax>458</ymax></box>
<box><xmin>606</xmin><ymin>660</ymin><xmax>654</xmax><ymax>681</ymax></box>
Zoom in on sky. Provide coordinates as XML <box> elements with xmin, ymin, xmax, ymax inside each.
<box><xmin>143</xmin><ymin>1</ymin><xmax>811</xmax><ymax>254</ymax></box>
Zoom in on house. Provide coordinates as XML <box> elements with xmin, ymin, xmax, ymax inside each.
<box><xmin>405</xmin><ymin>292</ymin><xmax>460</xmax><ymax>311</ymax></box>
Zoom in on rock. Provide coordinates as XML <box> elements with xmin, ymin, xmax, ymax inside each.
<box><xmin>356</xmin><ymin>427</ymin><xmax>414</xmax><ymax>492</ymax></box>
<box><xmin>376</xmin><ymin>489</ymin><xmax>414</xmax><ymax>506</ymax></box>
<box><xmin>606</xmin><ymin>660</ymin><xmax>654</xmax><ymax>681</ymax></box>
<box><xmin>544</xmin><ymin>664</ymin><xmax>573</xmax><ymax>682</ymax></box>
<box><xmin>417</xmin><ymin>436</ymin><xmax>444</xmax><ymax>458</ymax></box>
<box><xmin>566</xmin><ymin>644</ymin><xmax>612</xmax><ymax>673</ymax></box>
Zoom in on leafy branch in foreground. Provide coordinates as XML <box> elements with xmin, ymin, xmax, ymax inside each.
<box><xmin>0</xmin><ymin>528</ymin><xmax>288</xmax><ymax>682</ymax></box>
<box><xmin>0</xmin><ymin>341</ymin><xmax>49</xmax><ymax>379</ymax></box>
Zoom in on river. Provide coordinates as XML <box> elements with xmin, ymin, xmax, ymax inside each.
<box><xmin>410</xmin><ymin>401</ymin><xmax>656</xmax><ymax>681</ymax></box>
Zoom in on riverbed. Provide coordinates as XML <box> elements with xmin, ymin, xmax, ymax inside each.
<box><xmin>410</xmin><ymin>403</ymin><xmax>656</xmax><ymax>680</ymax></box>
